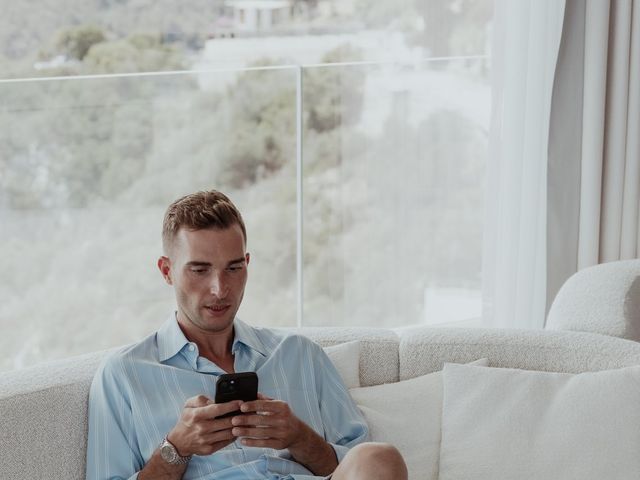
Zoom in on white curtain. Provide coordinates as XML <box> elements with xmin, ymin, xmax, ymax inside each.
<box><xmin>547</xmin><ymin>0</ymin><xmax>640</xmax><ymax>313</ymax></box>
<box><xmin>482</xmin><ymin>0</ymin><xmax>565</xmax><ymax>329</ymax></box>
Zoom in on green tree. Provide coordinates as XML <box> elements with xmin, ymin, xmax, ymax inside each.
<box><xmin>0</xmin><ymin>29</ymin><xmax>192</xmax><ymax>209</ymax></box>
<box><xmin>55</xmin><ymin>25</ymin><xmax>106</xmax><ymax>61</ymax></box>
<box><xmin>209</xmin><ymin>45</ymin><xmax>365</xmax><ymax>191</ymax></box>
<box><xmin>83</xmin><ymin>32</ymin><xmax>184</xmax><ymax>74</ymax></box>
<box><xmin>214</xmin><ymin>66</ymin><xmax>297</xmax><ymax>189</ymax></box>
<box><xmin>303</xmin><ymin>44</ymin><xmax>364</xmax><ymax>134</ymax></box>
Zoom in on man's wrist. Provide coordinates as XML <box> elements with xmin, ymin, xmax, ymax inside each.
<box><xmin>289</xmin><ymin>422</ymin><xmax>337</xmax><ymax>476</ymax></box>
<box><xmin>166</xmin><ymin>431</ymin><xmax>190</xmax><ymax>457</ymax></box>
<box><xmin>160</xmin><ymin>435</ymin><xmax>192</xmax><ymax>465</ymax></box>
<box><xmin>287</xmin><ymin>418</ymin><xmax>309</xmax><ymax>451</ymax></box>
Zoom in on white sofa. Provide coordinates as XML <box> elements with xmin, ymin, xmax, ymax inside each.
<box><xmin>1</xmin><ymin>260</ymin><xmax>640</xmax><ymax>479</ymax></box>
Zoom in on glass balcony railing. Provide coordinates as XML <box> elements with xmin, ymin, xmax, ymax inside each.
<box><xmin>301</xmin><ymin>59</ymin><xmax>489</xmax><ymax>327</ymax></box>
<box><xmin>0</xmin><ymin>56</ymin><xmax>489</xmax><ymax>371</ymax></box>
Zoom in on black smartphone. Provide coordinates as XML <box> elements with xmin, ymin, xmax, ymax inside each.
<box><xmin>214</xmin><ymin>372</ymin><xmax>259</xmax><ymax>418</ymax></box>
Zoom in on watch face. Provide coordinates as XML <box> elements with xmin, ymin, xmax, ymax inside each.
<box><xmin>160</xmin><ymin>443</ymin><xmax>176</xmax><ymax>462</ymax></box>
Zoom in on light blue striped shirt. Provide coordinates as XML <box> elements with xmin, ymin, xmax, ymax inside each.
<box><xmin>86</xmin><ymin>314</ymin><xmax>368</xmax><ymax>480</ymax></box>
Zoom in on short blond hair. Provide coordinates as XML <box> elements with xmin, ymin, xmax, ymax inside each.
<box><xmin>162</xmin><ymin>190</ymin><xmax>247</xmax><ymax>254</ymax></box>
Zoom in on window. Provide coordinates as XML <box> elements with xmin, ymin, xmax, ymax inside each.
<box><xmin>0</xmin><ymin>0</ymin><xmax>494</xmax><ymax>371</ymax></box>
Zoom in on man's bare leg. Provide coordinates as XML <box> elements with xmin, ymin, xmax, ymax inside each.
<box><xmin>331</xmin><ymin>442</ymin><xmax>408</xmax><ymax>480</ymax></box>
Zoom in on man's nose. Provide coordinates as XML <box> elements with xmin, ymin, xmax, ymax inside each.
<box><xmin>209</xmin><ymin>272</ymin><xmax>229</xmax><ymax>297</ymax></box>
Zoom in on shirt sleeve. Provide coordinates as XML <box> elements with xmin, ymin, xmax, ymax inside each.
<box><xmin>86</xmin><ymin>354</ymin><xmax>144</xmax><ymax>480</ymax></box>
<box><xmin>311</xmin><ymin>342</ymin><xmax>369</xmax><ymax>462</ymax></box>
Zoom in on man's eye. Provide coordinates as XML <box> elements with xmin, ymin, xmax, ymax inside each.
<box><xmin>227</xmin><ymin>265</ymin><xmax>243</xmax><ymax>272</ymax></box>
<box><xmin>191</xmin><ymin>268</ymin><xmax>208</xmax><ymax>274</ymax></box>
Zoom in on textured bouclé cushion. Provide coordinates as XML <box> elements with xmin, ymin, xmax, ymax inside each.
<box><xmin>546</xmin><ymin>259</ymin><xmax>640</xmax><ymax>341</ymax></box>
<box><xmin>439</xmin><ymin>363</ymin><xmax>640</xmax><ymax>480</ymax></box>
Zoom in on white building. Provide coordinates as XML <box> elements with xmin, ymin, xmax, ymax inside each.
<box><xmin>224</xmin><ymin>0</ymin><xmax>294</xmax><ymax>34</ymax></box>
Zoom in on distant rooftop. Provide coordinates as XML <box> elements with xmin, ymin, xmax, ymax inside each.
<box><xmin>225</xmin><ymin>0</ymin><xmax>291</xmax><ymax>9</ymax></box>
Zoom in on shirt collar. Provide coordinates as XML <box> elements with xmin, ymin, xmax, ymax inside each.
<box><xmin>232</xmin><ymin>318</ymin><xmax>268</xmax><ymax>357</ymax></box>
<box><xmin>157</xmin><ymin>313</ymin><xmax>268</xmax><ymax>363</ymax></box>
<box><xmin>157</xmin><ymin>312</ymin><xmax>191</xmax><ymax>363</ymax></box>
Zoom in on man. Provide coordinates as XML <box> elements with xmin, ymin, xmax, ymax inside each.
<box><xmin>86</xmin><ymin>190</ymin><xmax>407</xmax><ymax>480</ymax></box>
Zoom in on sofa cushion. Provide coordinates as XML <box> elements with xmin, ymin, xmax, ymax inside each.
<box><xmin>299</xmin><ymin>327</ymin><xmax>399</xmax><ymax>386</ymax></box>
<box><xmin>439</xmin><ymin>363</ymin><xmax>640</xmax><ymax>480</ymax></box>
<box><xmin>546</xmin><ymin>259</ymin><xmax>640</xmax><ymax>341</ymax></box>
<box><xmin>324</xmin><ymin>340</ymin><xmax>361</xmax><ymax>388</ymax></box>
<box><xmin>0</xmin><ymin>350</ymin><xmax>108</xmax><ymax>480</ymax></box>
<box><xmin>348</xmin><ymin>358</ymin><xmax>488</xmax><ymax>480</ymax></box>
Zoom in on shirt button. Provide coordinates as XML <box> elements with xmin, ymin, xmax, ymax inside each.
<box><xmin>188</xmin><ymin>344</ymin><xmax>195</xmax><ymax>352</ymax></box>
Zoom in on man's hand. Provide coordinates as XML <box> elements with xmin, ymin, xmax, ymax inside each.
<box><xmin>138</xmin><ymin>395</ymin><xmax>243</xmax><ymax>480</ymax></box>
<box><xmin>230</xmin><ymin>393</ymin><xmax>303</xmax><ymax>450</ymax></box>
<box><xmin>231</xmin><ymin>393</ymin><xmax>338</xmax><ymax>476</ymax></box>
<box><xmin>167</xmin><ymin>395</ymin><xmax>243</xmax><ymax>457</ymax></box>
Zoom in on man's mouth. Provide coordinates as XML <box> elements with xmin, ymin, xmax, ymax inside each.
<box><xmin>205</xmin><ymin>304</ymin><xmax>231</xmax><ymax>315</ymax></box>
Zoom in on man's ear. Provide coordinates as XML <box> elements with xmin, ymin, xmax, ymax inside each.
<box><xmin>158</xmin><ymin>256</ymin><xmax>173</xmax><ymax>285</ymax></box>
<box><xmin>245</xmin><ymin>252</ymin><xmax>250</xmax><ymax>265</ymax></box>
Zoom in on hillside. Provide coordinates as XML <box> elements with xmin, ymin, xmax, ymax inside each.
<box><xmin>0</xmin><ymin>0</ymin><xmax>224</xmax><ymax>77</ymax></box>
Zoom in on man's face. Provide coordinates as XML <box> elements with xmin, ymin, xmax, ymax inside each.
<box><xmin>158</xmin><ymin>225</ymin><xmax>249</xmax><ymax>335</ymax></box>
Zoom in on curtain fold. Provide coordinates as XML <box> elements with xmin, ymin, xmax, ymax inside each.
<box><xmin>547</xmin><ymin>0</ymin><xmax>640</xmax><ymax>314</ymax></box>
<box><xmin>620</xmin><ymin>0</ymin><xmax>640</xmax><ymax>259</ymax></box>
<box><xmin>483</xmin><ymin>0</ymin><xmax>565</xmax><ymax>329</ymax></box>
<box><xmin>601</xmin><ymin>0</ymin><xmax>635</xmax><ymax>261</ymax></box>
<box><xmin>578</xmin><ymin>0</ymin><xmax>610</xmax><ymax>268</ymax></box>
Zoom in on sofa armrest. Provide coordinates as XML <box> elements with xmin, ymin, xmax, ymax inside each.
<box><xmin>546</xmin><ymin>259</ymin><xmax>640</xmax><ymax>341</ymax></box>
<box><xmin>0</xmin><ymin>350</ymin><xmax>109</xmax><ymax>480</ymax></box>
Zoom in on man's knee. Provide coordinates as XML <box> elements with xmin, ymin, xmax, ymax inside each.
<box><xmin>340</xmin><ymin>442</ymin><xmax>407</xmax><ymax>479</ymax></box>
<box><xmin>349</xmin><ymin>442</ymin><xmax>404</xmax><ymax>463</ymax></box>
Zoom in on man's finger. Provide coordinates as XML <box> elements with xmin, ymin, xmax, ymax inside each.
<box><xmin>184</xmin><ymin>394</ymin><xmax>212</xmax><ymax>408</ymax></box>
<box><xmin>232</xmin><ymin>426</ymin><xmax>281</xmax><ymax>439</ymax></box>
<box><xmin>204</xmin><ymin>416</ymin><xmax>235</xmax><ymax>433</ymax></box>
<box><xmin>201</xmin><ymin>428</ymin><xmax>236</xmax><ymax>444</ymax></box>
<box><xmin>240</xmin><ymin>399</ymin><xmax>283</xmax><ymax>414</ymax></box>
<box><xmin>257</xmin><ymin>392</ymin><xmax>273</xmax><ymax>401</ymax></box>
<box><xmin>194</xmin><ymin>400</ymin><xmax>243</xmax><ymax>419</ymax></box>
<box><xmin>231</xmin><ymin>414</ymin><xmax>278</xmax><ymax>427</ymax></box>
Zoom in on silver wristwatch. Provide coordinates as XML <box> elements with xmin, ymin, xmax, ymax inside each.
<box><xmin>159</xmin><ymin>436</ymin><xmax>192</xmax><ymax>465</ymax></box>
